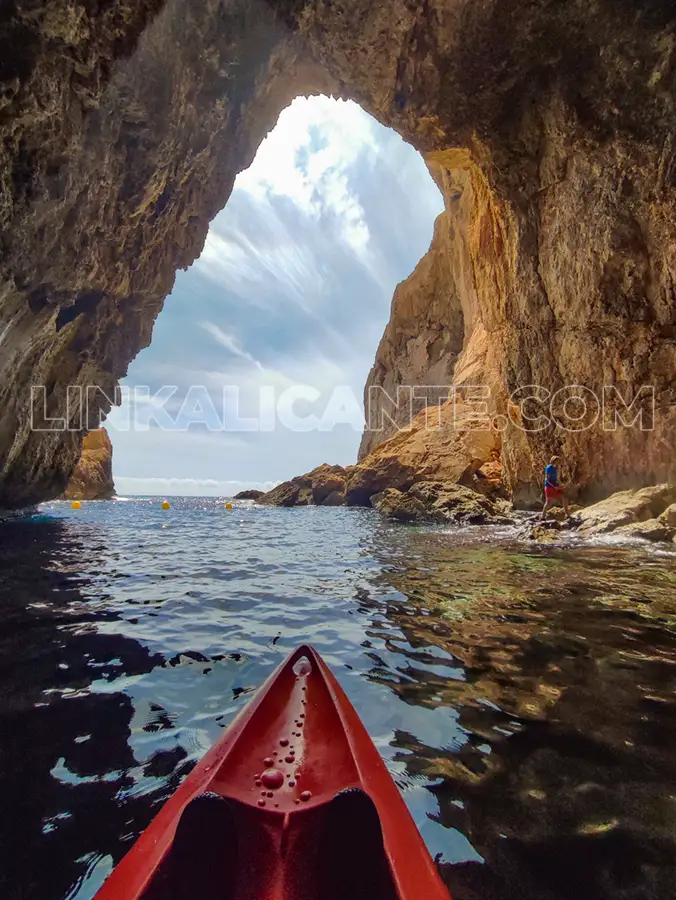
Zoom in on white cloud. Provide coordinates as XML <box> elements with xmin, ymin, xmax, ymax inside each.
<box><xmin>112</xmin><ymin>94</ymin><xmax>443</xmax><ymax>492</ymax></box>
<box><xmin>114</xmin><ymin>477</ymin><xmax>279</xmax><ymax>497</ymax></box>
<box><xmin>200</xmin><ymin>321</ymin><xmax>264</xmax><ymax>370</ymax></box>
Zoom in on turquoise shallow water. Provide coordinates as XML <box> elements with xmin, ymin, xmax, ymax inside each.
<box><xmin>1</xmin><ymin>498</ymin><xmax>676</xmax><ymax>900</ymax></box>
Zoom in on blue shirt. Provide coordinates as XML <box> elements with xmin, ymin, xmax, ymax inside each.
<box><xmin>544</xmin><ymin>464</ymin><xmax>559</xmax><ymax>488</ymax></box>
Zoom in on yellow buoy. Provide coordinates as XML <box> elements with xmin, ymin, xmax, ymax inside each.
<box><xmin>161</xmin><ymin>500</ymin><xmax>171</xmax><ymax>510</ymax></box>
<box><xmin>71</xmin><ymin>500</ymin><xmax>81</xmax><ymax>509</ymax></box>
<box><xmin>225</xmin><ymin>502</ymin><xmax>233</xmax><ymax>510</ymax></box>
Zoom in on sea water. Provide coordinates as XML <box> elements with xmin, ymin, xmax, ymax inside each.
<box><xmin>1</xmin><ymin>498</ymin><xmax>675</xmax><ymax>900</ymax></box>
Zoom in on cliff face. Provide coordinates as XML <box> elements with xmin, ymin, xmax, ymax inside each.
<box><xmin>61</xmin><ymin>428</ymin><xmax>115</xmax><ymax>501</ymax></box>
<box><xmin>1</xmin><ymin>0</ymin><xmax>675</xmax><ymax>506</ymax></box>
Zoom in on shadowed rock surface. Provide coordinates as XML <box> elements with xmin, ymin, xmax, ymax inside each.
<box><xmin>60</xmin><ymin>428</ymin><xmax>115</xmax><ymax>501</ymax></box>
<box><xmin>232</xmin><ymin>489</ymin><xmax>264</xmax><ymax>501</ymax></box>
<box><xmin>1</xmin><ymin>0</ymin><xmax>676</xmax><ymax>506</ymax></box>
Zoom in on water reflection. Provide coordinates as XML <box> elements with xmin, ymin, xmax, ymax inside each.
<box><xmin>0</xmin><ymin>520</ymin><xmax>188</xmax><ymax>900</ymax></box>
<box><xmin>1</xmin><ymin>504</ymin><xmax>675</xmax><ymax>900</ymax></box>
<box><xmin>359</xmin><ymin>527</ymin><xmax>676</xmax><ymax>899</ymax></box>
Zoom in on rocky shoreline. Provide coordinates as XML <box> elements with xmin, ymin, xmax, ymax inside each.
<box><xmin>254</xmin><ymin>459</ymin><xmax>676</xmax><ymax>548</ymax></box>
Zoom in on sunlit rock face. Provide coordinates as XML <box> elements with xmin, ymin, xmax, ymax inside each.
<box><xmin>60</xmin><ymin>428</ymin><xmax>115</xmax><ymax>501</ymax></box>
<box><xmin>1</xmin><ymin>0</ymin><xmax>675</xmax><ymax>506</ymax></box>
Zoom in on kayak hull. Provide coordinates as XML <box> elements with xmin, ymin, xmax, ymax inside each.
<box><xmin>94</xmin><ymin>645</ymin><xmax>450</xmax><ymax>900</ymax></box>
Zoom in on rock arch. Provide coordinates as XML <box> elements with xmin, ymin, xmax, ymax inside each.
<box><xmin>1</xmin><ymin>0</ymin><xmax>675</xmax><ymax>506</ymax></box>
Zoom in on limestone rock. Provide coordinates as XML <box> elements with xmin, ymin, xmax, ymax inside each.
<box><xmin>370</xmin><ymin>480</ymin><xmax>509</xmax><ymax>526</ymax></box>
<box><xmin>257</xmin><ymin>481</ymin><xmax>304</xmax><ymax>508</ymax></box>
<box><xmin>257</xmin><ymin>465</ymin><xmax>349</xmax><ymax>508</ymax></box>
<box><xmin>577</xmin><ymin>485</ymin><xmax>676</xmax><ymax>535</ymax></box>
<box><xmin>658</xmin><ymin>503</ymin><xmax>676</xmax><ymax>529</ymax></box>
<box><xmin>370</xmin><ymin>488</ymin><xmax>429</xmax><ymax>523</ymax></box>
<box><xmin>526</xmin><ymin>521</ymin><xmax>562</xmax><ymax>542</ymax></box>
<box><xmin>320</xmin><ymin>491</ymin><xmax>345</xmax><ymax>507</ymax></box>
<box><xmin>613</xmin><ymin>519</ymin><xmax>676</xmax><ymax>543</ymax></box>
<box><xmin>409</xmin><ymin>481</ymin><xmax>508</xmax><ymax>525</ymax></box>
<box><xmin>346</xmin><ymin>397</ymin><xmax>501</xmax><ymax>507</ymax></box>
<box><xmin>1</xmin><ymin>0</ymin><xmax>676</xmax><ymax>506</ymax></box>
<box><xmin>61</xmin><ymin>428</ymin><xmax>115</xmax><ymax>501</ymax></box>
<box><xmin>233</xmin><ymin>489</ymin><xmax>264</xmax><ymax>501</ymax></box>
<box><xmin>310</xmin><ymin>464</ymin><xmax>350</xmax><ymax>505</ymax></box>
<box><xmin>359</xmin><ymin>212</ymin><xmax>465</xmax><ymax>459</ymax></box>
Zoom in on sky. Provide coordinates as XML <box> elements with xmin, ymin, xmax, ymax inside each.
<box><xmin>106</xmin><ymin>96</ymin><xmax>443</xmax><ymax>496</ymax></box>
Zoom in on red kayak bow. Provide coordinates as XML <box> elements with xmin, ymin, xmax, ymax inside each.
<box><xmin>94</xmin><ymin>645</ymin><xmax>450</xmax><ymax>900</ymax></box>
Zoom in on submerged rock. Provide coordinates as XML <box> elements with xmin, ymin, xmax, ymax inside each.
<box><xmin>60</xmin><ymin>429</ymin><xmax>115</xmax><ymax>501</ymax></box>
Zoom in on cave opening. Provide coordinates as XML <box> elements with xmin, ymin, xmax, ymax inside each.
<box><xmin>106</xmin><ymin>95</ymin><xmax>444</xmax><ymax>498</ymax></box>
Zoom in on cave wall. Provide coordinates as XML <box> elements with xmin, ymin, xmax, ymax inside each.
<box><xmin>1</xmin><ymin>0</ymin><xmax>675</xmax><ymax>506</ymax></box>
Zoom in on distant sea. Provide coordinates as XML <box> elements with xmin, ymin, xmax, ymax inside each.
<box><xmin>1</xmin><ymin>497</ymin><xmax>675</xmax><ymax>900</ymax></box>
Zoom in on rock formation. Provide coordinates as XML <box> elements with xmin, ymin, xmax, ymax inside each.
<box><xmin>1</xmin><ymin>0</ymin><xmax>676</xmax><ymax>507</ymax></box>
<box><xmin>575</xmin><ymin>483</ymin><xmax>676</xmax><ymax>540</ymax></box>
<box><xmin>371</xmin><ymin>482</ymin><xmax>513</xmax><ymax>526</ymax></box>
<box><xmin>523</xmin><ymin>482</ymin><xmax>676</xmax><ymax>543</ymax></box>
<box><xmin>233</xmin><ymin>489</ymin><xmax>265</xmax><ymax>501</ymax></box>
<box><xmin>60</xmin><ymin>428</ymin><xmax>115</xmax><ymax>501</ymax></box>
<box><xmin>258</xmin><ymin>464</ymin><xmax>352</xmax><ymax>507</ymax></box>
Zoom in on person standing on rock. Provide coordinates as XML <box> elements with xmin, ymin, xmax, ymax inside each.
<box><xmin>542</xmin><ymin>455</ymin><xmax>570</xmax><ymax>519</ymax></box>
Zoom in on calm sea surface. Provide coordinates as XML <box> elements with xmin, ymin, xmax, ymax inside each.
<box><xmin>1</xmin><ymin>498</ymin><xmax>675</xmax><ymax>900</ymax></box>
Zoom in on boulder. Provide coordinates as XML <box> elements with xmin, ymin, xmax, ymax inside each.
<box><xmin>60</xmin><ymin>429</ymin><xmax>115</xmax><ymax>501</ymax></box>
<box><xmin>659</xmin><ymin>504</ymin><xmax>676</xmax><ymax>529</ymax></box>
<box><xmin>576</xmin><ymin>484</ymin><xmax>676</xmax><ymax>535</ymax></box>
<box><xmin>370</xmin><ymin>488</ymin><xmax>429</xmax><ymax>523</ymax></box>
<box><xmin>526</xmin><ymin>521</ymin><xmax>562</xmax><ymax>542</ymax></box>
<box><xmin>409</xmin><ymin>481</ymin><xmax>512</xmax><ymax>525</ymax></box>
<box><xmin>613</xmin><ymin>520</ymin><xmax>676</xmax><ymax>543</ymax></box>
<box><xmin>233</xmin><ymin>489</ymin><xmax>264</xmax><ymax>501</ymax></box>
<box><xmin>368</xmin><ymin>481</ymin><xmax>510</xmax><ymax>526</ymax></box>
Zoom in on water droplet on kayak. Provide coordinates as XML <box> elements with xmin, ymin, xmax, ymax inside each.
<box><xmin>264</xmin><ymin>757</ymin><xmax>274</xmax><ymax>767</ymax></box>
<box><xmin>300</xmin><ymin>791</ymin><xmax>312</xmax><ymax>802</ymax></box>
<box><xmin>288</xmin><ymin>780</ymin><xmax>296</xmax><ymax>787</ymax></box>
<box><xmin>275</xmin><ymin>804</ymin><xmax>279</xmax><ymax>808</ymax></box>
<box><xmin>295</xmin><ymin>799</ymin><xmax>300</xmax><ymax>805</ymax></box>
<box><xmin>267</xmin><ymin>792</ymin><xmax>274</xmax><ymax>798</ymax></box>
<box><xmin>255</xmin><ymin>779</ymin><xmax>262</xmax><ymax>787</ymax></box>
<box><xmin>302</xmin><ymin>686</ymin><xmax>307</xmax><ymax>692</ymax></box>
<box><xmin>299</xmin><ymin>713</ymin><xmax>305</xmax><ymax>718</ymax></box>
<box><xmin>285</xmin><ymin>755</ymin><xmax>295</xmax><ymax>764</ymax></box>
<box><xmin>293</xmin><ymin>657</ymin><xmax>312</xmax><ymax>677</ymax></box>
<box><xmin>280</xmin><ymin>738</ymin><xmax>289</xmax><ymax>747</ymax></box>
<box><xmin>261</xmin><ymin>768</ymin><xmax>285</xmax><ymax>790</ymax></box>
<box><xmin>258</xmin><ymin>799</ymin><xmax>266</xmax><ymax>807</ymax></box>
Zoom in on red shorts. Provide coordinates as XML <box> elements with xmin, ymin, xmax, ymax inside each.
<box><xmin>545</xmin><ymin>485</ymin><xmax>563</xmax><ymax>500</ymax></box>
